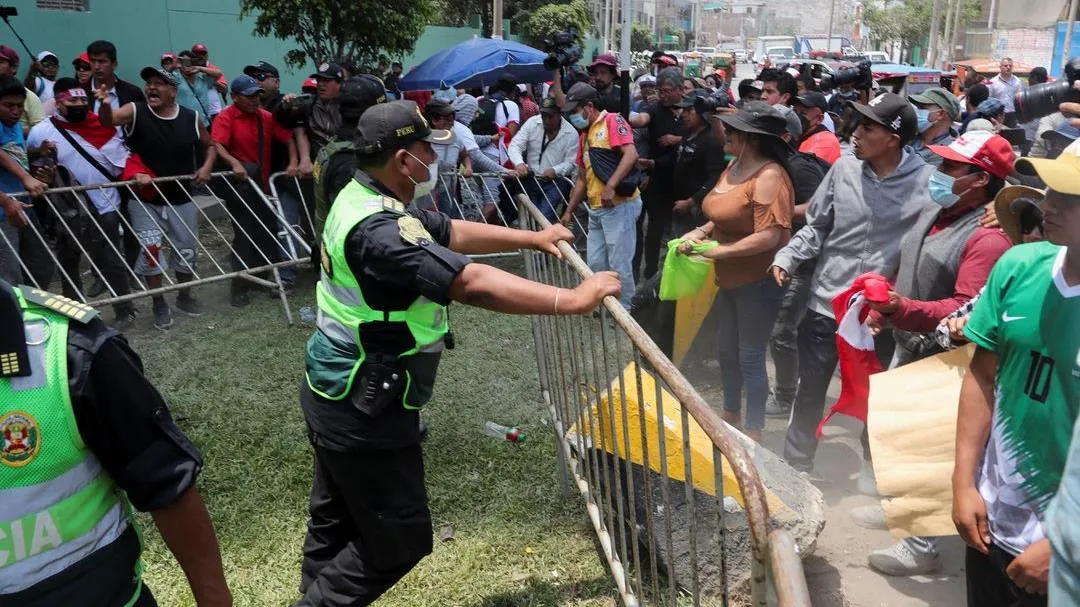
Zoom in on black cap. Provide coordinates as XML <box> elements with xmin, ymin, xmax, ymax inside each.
<box><xmin>795</xmin><ymin>91</ymin><xmax>828</xmax><ymax>112</ymax></box>
<box><xmin>339</xmin><ymin>75</ymin><xmax>387</xmax><ymax>118</ymax></box>
<box><xmin>539</xmin><ymin>96</ymin><xmax>560</xmax><ymax>115</ymax></box>
<box><xmin>717</xmin><ymin>101</ymin><xmax>788</xmax><ymax>139</ymax></box>
<box><xmin>140</xmin><ymin>66</ymin><xmax>178</xmax><ymax>87</ymax></box>
<box><xmin>561</xmin><ymin>82</ymin><xmax>597</xmax><ymax>112</ymax></box>
<box><xmin>849</xmin><ymin>92</ymin><xmax>918</xmax><ymax>143</ymax></box>
<box><xmin>674</xmin><ymin>88</ymin><xmax>711</xmax><ymax>108</ymax></box>
<box><xmin>243</xmin><ymin>61</ymin><xmax>280</xmax><ymax>79</ymax></box>
<box><xmin>425</xmin><ymin>98</ymin><xmax>455</xmax><ymax>117</ymax></box>
<box><xmin>311</xmin><ymin>61</ymin><xmax>345</xmax><ymax>81</ymax></box>
<box><xmin>355</xmin><ymin>100</ymin><xmax>454</xmax><ymax>155</ymax></box>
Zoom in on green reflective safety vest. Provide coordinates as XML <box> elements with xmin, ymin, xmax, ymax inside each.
<box><xmin>305</xmin><ymin>178</ymin><xmax>449</xmax><ymax>408</ymax></box>
<box><xmin>312</xmin><ymin>137</ymin><xmax>356</xmax><ymax>242</ymax></box>
<box><xmin>0</xmin><ymin>289</ymin><xmax>141</xmax><ymax>600</ymax></box>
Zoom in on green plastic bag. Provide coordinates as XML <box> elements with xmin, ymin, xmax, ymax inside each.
<box><xmin>658</xmin><ymin>238</ymin><xmax>718</xmax><ymax>301</ymax></box>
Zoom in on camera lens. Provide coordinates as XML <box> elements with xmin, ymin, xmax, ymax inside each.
<box><xmin>1014</xmin><ymin>80</ymin><xmax>1078</xmax><ymax>124</ymax></box>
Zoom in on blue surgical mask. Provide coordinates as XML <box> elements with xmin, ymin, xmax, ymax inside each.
<box><xmin>928</xmin><ymin>170</ymin><xmax>961</xmax><ymax>207</ymax></box>
<box><xmin>915</xmin><ymin>108</ymin><xmax>932</xmax><ymax>133</ymax></box>
<box><xmin>568</xmin><ymin>111</ymin><xmax>589</xmax><ymax>130</ymax></box>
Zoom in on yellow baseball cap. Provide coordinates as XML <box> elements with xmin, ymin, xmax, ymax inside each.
<box><xmin>1015</xmin><ymin>136</ymin><xmax>1080</xmax><ymax>195</ymax></box>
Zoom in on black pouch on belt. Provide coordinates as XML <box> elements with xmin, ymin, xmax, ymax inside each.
<box><xmin>352</xmin><ymin>354</ymin><xmax>406</xmax><ymax>418</ymax></box>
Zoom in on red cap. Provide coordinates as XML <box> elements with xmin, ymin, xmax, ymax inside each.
<box><xmin>302</xmin><ymin>77</ymin><xmax>318</xmax><ymax>90</ymax></box>
<box><xmin>716</xmin><ymin>69</ymin><xmax>726</xmax><ymax>79</ymax></box>
<box><xmin>929</xmin><ymin>131</ymin><xmax>1016</xmax><ymax>180</ymax></box>
<box><xmin>161</xmin><ymin>53</ymin><xmax>177</xmax><ymax>61</ymax></box>
<box><xmin>191</xmin><ymin>43</ymin><xmax>208</xmax><ymax>54</ymax></box>
<box><xmin>588</xmin><ymin>52</ymin><xmax>618</xmax><ymax>71</ymax></box>
<box><xmin>0</xmin><ymin>45</ymin><xmax>19</xmax><ymax>67</ymax></box>
<box><xmin>654</xmin><ymin>54</ymin><xmax>678</xmax><ymax>66</ymax></box>
<box><xmin>73</xmin><ymin>52</ymin><xmax>90</xmax><ymax>66</ymax></box>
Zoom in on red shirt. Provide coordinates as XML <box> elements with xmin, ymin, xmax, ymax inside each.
<box><xmin>799</xmin><ymin>128</ymin><xmax>841</xmax><ymax>165</ymax></box>
<box><xmin>211</xmin><ymin>104</ymin><xmax>292</xmax><ymax>185</ymax></box>
<box><xmin>888</xmin><ymin>226</ymin><xmax>1013</xmax><ymax>332</ymax></box>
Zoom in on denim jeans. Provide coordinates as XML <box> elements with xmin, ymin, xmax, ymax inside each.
<box><xmin>522</xmin><ymin>177</ymin><xmax>569</xmax><ymax>224</ymax></box>
<box><xmin>277</xmin><ymin>185</ymin><xmax>303</xmax><ymax>283</ymax></box>
<box><xmin>716</xmin><ymin>277</ymin><xmax>786</xmax><ymax>431</ymax></box>
<box><xmin>586</xmin><ymin>198</ymin><xmax>642</xmax><ymax>309</ymax></box>
<box><xmin>768</xmin><ymin>263</ymin><xmax>815</xmax><ymax>408</ymax></box>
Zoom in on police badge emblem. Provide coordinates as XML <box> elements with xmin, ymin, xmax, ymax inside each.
<box><xmin>1</xmin><ymin>411</ymin><xmax>41</xmax><ymax>467</ymax></box>
<box><xmin>398</xmin><ymin>216</ymin><xmax>432</xmax><ymax>246</ymax></box>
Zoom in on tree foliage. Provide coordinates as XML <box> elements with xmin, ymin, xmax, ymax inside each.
<box><xmin>631</xmin><ymin>23</ymin><xmax>654</xmax><ymax>52</ymax></box>
<box><xmin>523</xmin><ymin>1</ymin><xmax>593</xmax><ymax>49</ymax></box>
<box><xmin>238</xmin><ymin>0</ymin><xmax>436</xmax><ymax>69</ymax></box>
<box><xmin>863</xmin><ymin>0</ymin><xmax>982</xmax><ymax>51</ymax></box>
<box><xmin>434</xmin><ymin>0</ymin><xmax>559</xmax><ymax>38</ymax></box>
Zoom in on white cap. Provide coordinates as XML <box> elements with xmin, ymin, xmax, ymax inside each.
<box><xmin>36</xmin><ymin>50</ymin><xmax>58</xmax><ymax>62</ymax></box>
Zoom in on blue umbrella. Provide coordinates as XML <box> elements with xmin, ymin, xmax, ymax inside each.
<box><xmin>399</xmin><ymin>38</ymin><xmax>551</xmax><ymax>92</ymax></box>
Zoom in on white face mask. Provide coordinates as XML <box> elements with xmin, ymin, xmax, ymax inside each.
<box><xmin>406</xmin><ymin>151</ymin><xmax>439</xmax><ymax>201</ymax></box>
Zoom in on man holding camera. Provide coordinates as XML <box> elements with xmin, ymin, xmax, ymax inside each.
<box><xmin>552</xmin><ymin>52</ymin><xmax>622</xmax><ymax>115</ymax></box>
<box><xmin>171</xmin><ymin>50</ymin><xmax>221</xmax><ymax>127</ymax></box>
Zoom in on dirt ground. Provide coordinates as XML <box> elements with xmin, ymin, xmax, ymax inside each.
<box><xmin>758</xmin><ymin>380</ymin><xmax>967</xmax><ymax>607</ymax></box>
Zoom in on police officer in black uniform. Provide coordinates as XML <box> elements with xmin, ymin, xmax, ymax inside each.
<box><xmin>294</xmin><ymin>100</ymin><xmax>622</xmax><ymax>606</ymax></box>
<box><xmin>0</xmin><ymin>280</ymin><xmax>231</xmax><ymax>607</ymax></box>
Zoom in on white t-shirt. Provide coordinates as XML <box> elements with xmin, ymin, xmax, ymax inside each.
<box><xmin>27</xmin><ymin>118</ymin><xmax>129</xmax><ymax>214</ymax></box>
<box><xmin>33</xmin><ymin>77</ymin><xmax>55</xmax><ymax>103</ymax></box>
<box><xmin>480</xmin><ymin>97</ymin><xmax>520</xmax><ymax>164</ymax></box>
<box><xmin>452</xmin><ymin>121</ymin><xmax>479</xmax><ymax>153</ymax></box>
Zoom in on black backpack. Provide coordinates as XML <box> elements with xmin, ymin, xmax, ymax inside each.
<box><xmin>472</xmin><ymin>97</ymin><xmax>510</xmax><ymax>136</ymax></box>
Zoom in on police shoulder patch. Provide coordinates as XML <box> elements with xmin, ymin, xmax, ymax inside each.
<box><xmin>398</xmin><ymin>215</ymin><xmax>433</xmax><ymax>246</ymax></box>
<box><xmin>19</xmin><ymin>287</ymin><xmax>99</xmax><ymax>324</ymax></box>
<box><xmin>0</xmin><ymin>410</ymin><xmax>41</xmax><ymax>467</ymax></box>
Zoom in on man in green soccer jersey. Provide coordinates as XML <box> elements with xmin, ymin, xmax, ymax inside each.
<box><xmin>952</xmin><ymin>136</ymin><xmax>1080</xmax><ymax>607</ymax></box>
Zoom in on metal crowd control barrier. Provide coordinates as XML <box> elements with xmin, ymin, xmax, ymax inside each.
<box><xmin>430</xmin><ymin>171</ymin><xmax>589</xmax><ymax>258</ymax></box>
<box><xmin>517</xmin><ymin>193</ymin><xmax>811</xmax><ymax>607</ymax></box>
<box><xmin>0</xmin><ymin>171</ymin><xmax>310</xmax><ymax>324</ymax></box>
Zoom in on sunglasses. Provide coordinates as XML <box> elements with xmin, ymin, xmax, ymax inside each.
<box><xmin>74</xmin><ymin>64</ymin><xmax>91</xmax><ymax>72</ymax></box>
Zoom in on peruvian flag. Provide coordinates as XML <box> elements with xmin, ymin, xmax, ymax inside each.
<box><xmin>815</xmin><ymin>273</ymin><xmax>888</xmax><ymax>438</ymax></box>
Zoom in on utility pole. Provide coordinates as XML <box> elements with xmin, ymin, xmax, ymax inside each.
<box><xmin>1065</xmin><ymin>0</ymin><xmax>1078</xmax><ymax>73</ymax></box>
<box><xmin>492</xmin><ymin>0</ymin><xmax>503</xmax><ymax>38</ymax></box>
<box><xmin>927</xmin><ymin>0</ymin><xmax>943</xmax><ymax>67</ymax></box>
<box><xmin>826</xmin><ymin>0</ymin><xmax>836</xmax><ymax>54</ymax></box>
<box><xmin>621</xmin><ymin>0</ymin><xmax>633</xmax><ymax>67</ymax></box>
<box><xmin>949</xmin><ymin>0</ymin><xmax>963</xmax><ymax>64</ymax></box>
<box><xmin>987</xmin><ymin>0</ymin><xmax>998</xmax><ymax>32</ymax></box>
<box><xmin>942</xmin><ymin>0</ymin><xmax>955</xmax><ymax>66</ymax></box>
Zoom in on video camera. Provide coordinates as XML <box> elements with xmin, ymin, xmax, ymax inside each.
<box><xmin>1014</xmin><ymin>57</ymin><xmax>1080</xmax><ymax>123</ymax></box>
<box><xmin>543</xmin><ymin>29</ymin><xmax>583</xmax><ymax>71</ymax></box>
<box><xmin>820</xmin><ymin>60</ymin><xmax>872</xmax><ymax>91</ymax></box>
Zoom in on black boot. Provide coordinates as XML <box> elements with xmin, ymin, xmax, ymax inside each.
<box><xmin>175</xmin><ymin>272</ymin><xmax>204</xmax><ymax>316</ymax></box>
<box><xmin>230</xmin><ymin>278</ymin><xmax>250</xmax><ymax>308</ymax></box>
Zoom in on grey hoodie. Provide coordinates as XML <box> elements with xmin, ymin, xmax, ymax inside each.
<box><xmin>772</xmin><ymin>150</ymin><xmax>936</xmax><ymax>318</ymax></box>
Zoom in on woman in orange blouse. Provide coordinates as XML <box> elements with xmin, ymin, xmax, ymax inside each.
<box><xmin>679</xmin><ymin>102</ymin><xmax>796</xmax><ymax>442</ymax></box>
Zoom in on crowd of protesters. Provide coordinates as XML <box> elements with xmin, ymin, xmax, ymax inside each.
<box><xmin>0</xmin><ymin>34</ymin><xmax>1078</xmax><ymax>605</ymax></box>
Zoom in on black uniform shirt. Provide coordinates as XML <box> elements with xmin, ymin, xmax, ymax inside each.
<box><xmin>643</xmin><ymin>102</ymin><xmax>681</xmax><ymax>174</ymax></box>
<box><xmin>67</xmin><ymin>320</ymin><xmax>203</xmax><ymax>512</ymax></box>
<box><xmin>321</xmin><ymin>151</ymin><xmax>357</xmax><ymax>210</ymax></box>
<box><xmin>673</xmin><ymin>126</ymin><xmax>728</xmax><ymax>205</ymax></box>
<box><xmin>303</xmin><ymin>172</ymin><xmax>472</xmax><ymax>450</ymax></box>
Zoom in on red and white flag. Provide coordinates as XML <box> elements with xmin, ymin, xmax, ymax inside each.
<box><xmin>816</xmin><ymin>273</ymin><xmax>887</xmax><ymax>438</ymax></box>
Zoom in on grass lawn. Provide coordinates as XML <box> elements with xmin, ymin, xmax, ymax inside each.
<box><xmin>124</xmin><ymin>265</ymin><xmax>618</xmax><ymax>607</ymax></box>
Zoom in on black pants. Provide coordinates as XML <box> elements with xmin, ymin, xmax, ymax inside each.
<box><xmin>295</xmin><ymin>440</ymin><xmax>433</xmax><ymax>607</ymax></box>
<box><xmin>219</xmin><ymin>176</ymin><xmax>282</xmax><ymax>274</ymax></box>
<box><xmin>634</xmin><ymin>177</ymin><xmax>674</xmax><ymax>280</ymax></box>
<box><xmin>782</xmin><ymin>309</ymin><xmax>893</xmax><ymax>471</ymax></box>
<box><xmin>966</xmin><ymin>544</ymin><xmax>1048</xmax><ymax>607</ymax></box>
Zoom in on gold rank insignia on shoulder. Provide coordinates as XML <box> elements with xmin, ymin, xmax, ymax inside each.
<box><xmin>398</xmin><ymin>215</ymin><xmax>433</xmax><ymax>246</ymax></box>
<box><xmin>381</xmin><ymin>197</ymin><xmax>406</xmax><ymax>214</ymax></box>
<box><xmin>19</xmin><ymin>287</ymin><xmax>99</xmax><ymax>324</ymax></box>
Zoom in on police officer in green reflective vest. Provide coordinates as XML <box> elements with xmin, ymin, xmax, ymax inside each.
<box><xmin>296</xmin><ymin>100</ymin><xmax>622</xmax><ymax>606</ymax></box>
<box><xmin>0</xmin><ymin>281</ymin><xmax>232</xmax><ymax>607</ymax></box>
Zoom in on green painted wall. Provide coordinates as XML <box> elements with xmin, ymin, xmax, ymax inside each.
<box><xmin>0</xmin><ymin>0</ymin><xmax>519</xmax><ymax>94</ymax></box>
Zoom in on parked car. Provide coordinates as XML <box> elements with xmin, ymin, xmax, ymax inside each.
<box><xmin>733</xmin><ymin>49</ymin><xmax>749</xmax><ymax>62</ymax></box>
